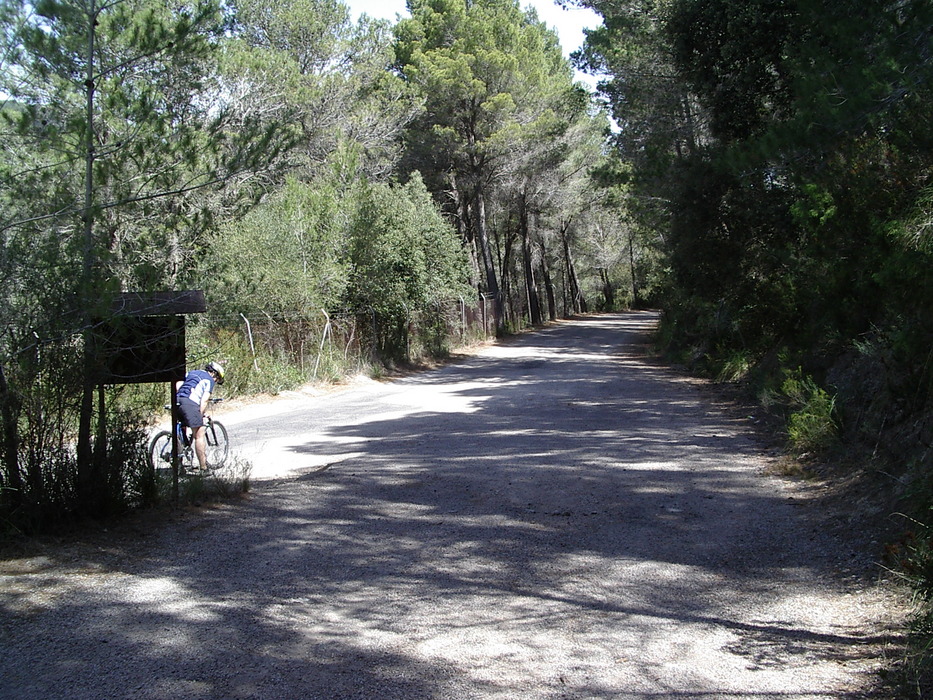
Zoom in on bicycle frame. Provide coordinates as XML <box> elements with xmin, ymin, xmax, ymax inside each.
<box><xmin>174</xmin><ymin>415</ymin><xmax>219</xmax><ymax>447</ymax></box>
<box><xmin>149</xmin><ymin>398</ymin><xmax>229</xmax><ymax>475</ymax></box>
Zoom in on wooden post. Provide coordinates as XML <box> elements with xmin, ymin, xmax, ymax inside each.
<box><xmin>171</xmin><ymin>380</ymin><xmax>179</xmax><ymax>504</ymax></box>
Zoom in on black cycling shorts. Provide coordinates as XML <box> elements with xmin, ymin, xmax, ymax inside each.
<box><xmin>177</xmin><ymin>399</ymin><xmax>204</xmax><ymax>429</ymax></box>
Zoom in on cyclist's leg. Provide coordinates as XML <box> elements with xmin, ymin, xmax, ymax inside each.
<box><xmin>177</xmin><ymin>400</ymin><xmax>208</xmax><ymax>472</ymax></box>
<box><xmin>191</xmin><ymin>425</ymin><xmax>208</xmax><ymax>471</ymax></box>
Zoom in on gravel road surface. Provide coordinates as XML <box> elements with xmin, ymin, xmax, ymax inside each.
<box><xmin>0</xmin><ymin>311</ymin><xmax>907</xmax><ymax>698</ymax></box>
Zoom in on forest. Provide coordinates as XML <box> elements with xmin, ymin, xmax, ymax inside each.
<box><xmin>1</xmin><ymin>0</ymin><xmax>932</xmax><ymax>685</ymax></box>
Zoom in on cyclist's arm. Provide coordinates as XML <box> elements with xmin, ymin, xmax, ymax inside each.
<box><xmin>199</xmin><ymin>390</ymin><xmax>211</xmax><ymax>415</ymax></box>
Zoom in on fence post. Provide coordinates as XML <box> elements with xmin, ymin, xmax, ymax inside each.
<box><xmin>459</xmin><ymin>296</ymin><xmax>466</xmax><ymax>338</ymax></box>
<box><xmin>312</xmin><ymin>309</ymin><xmax>332</xmax><ymax>379</ymax></box>
<box><xmin>240</xmin><ymin>313</ymin><xmax>260</xmax><ymax>372</ymax></box>
<box><xmin>481</xmin><ymin>293</ymin><xmax>487</xmax><ymax>337</ymax></box>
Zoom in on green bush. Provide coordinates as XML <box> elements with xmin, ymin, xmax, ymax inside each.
<box><xmin>346</xmin><ymin>176</ymin><xmax>471</xmax><ymax>363</ymax></box>
<box><xmin>881</xmin><ymin>519</ymin><xmax>933</xmax><ymax>692</ymax></box>
<box><xmin>185</xmin><ymin>324</ymin><xmax>308</xmax><ymax>397</ymax></box>
<box><xmin>0</xmin><ymin>396</ymin><xmax>153</xmax><ymax>536</ymax></box>
<box><xmin>782</xmin><ymin>368</ymin><xmax>838</xmax><ymax>452</ymax></box>
<box><xmin>716</xmin><ymin>349</ymin><xmax>754</xmax><ymax>383</ymax></box>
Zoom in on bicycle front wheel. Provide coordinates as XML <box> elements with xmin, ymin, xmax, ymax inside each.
<box><xmin>205</xmin><ymin>420</ymin><xmax>229</xmax><ymax>468</ymax></box>
<box><xmin>147</xmin><ymin>430</ymin><xmax>174</xmax><ymax>471</ymax></box>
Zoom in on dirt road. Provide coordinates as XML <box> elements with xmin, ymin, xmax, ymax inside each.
<box><xmin>0</xmin><ymin>312</ymin><xmax>906</xmax><ymax>698</ymax></box>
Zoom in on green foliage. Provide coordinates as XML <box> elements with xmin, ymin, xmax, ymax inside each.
<box><xmin>715</xmin><ymin>350</ymin><xmax>753</xmax><ymax>383</ymax></box>
<box><xmin>667</xmin><ymin>0</ymin><xmax>794</xmax><ymax>143</ymax></box>
<box><xmin>209</xmin><ymin>177</ymin><xmax>349</xmax><ymax>318</ymax></box>
<box><xmin>0</xmin><ymin>0</ymin><xmax>294</xmax><ymax>530</ymax></box>
<box><xmin>346</xmin><ymin>174</ymin><xmax>471</xmax><ymax>361</ymax></box>
<box><xmin>225</xmin><ymin>0</ymin><xmax>414</xmax><ymax>182</ymax></box>
<box><xmin>780</xmin><ymin>368</ymin><xmax>838</xmax><ymax>452</ymax></box>
<box><xmin>1</xmin><ymin>0</ymin><xmax>293</xmax><ymax>292</ymax></box>
<box><xmin>185</xmin><ymin>324</ymin><xmax>308</xmax><ymax>397</ymax></box>
<box><xmin>0</xmin><ymin>377</ymin><xmax>154</xmax><ymax>534</ymax></box>
<box><xmin>580</xmin><ymin>0</ymin><xmax>933</xmax><ymax>514</ymax></box>
<box><xmin>204</xmin><ymin>168</ymin><xmax>471</xmax><ymax>368</ymax></box>
<box><xmin>96</xmin><ymin>412</ymin><xmax>154</xmax><ymax>513</ymax></box>
<box><xmin>881</xmin><ymin>519</ymin><xmax>933</xmax><ymax>692</ymax></box>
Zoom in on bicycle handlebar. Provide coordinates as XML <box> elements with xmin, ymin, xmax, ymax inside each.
<box><xmin>163</xmin><ymin>398</ymin><xmax>224</xmax><ymax>410</ymax></box>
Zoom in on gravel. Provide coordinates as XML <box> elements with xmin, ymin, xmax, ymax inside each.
<box><xmin>0</xmin><ymin>311</ymin><xmax>909</xmax><ymax>699</ymax></box>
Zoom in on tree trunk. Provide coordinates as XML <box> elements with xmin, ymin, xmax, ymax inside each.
<box><xmin>450</xmin><ymin>173</ymin><xmax>481</xmax><ymax>289</ymax></box>
<box><xmin>519</xmin><ymin>195</ymin><xmax>542</xmax><ymax>325</ymax></box>
<box><xmin>500</xmin><ymin>223</ymin><xmax>519</xmax><ymax>331</ymax></box>
<box><xmin>0</xmin><ymin>364</ymin><xmax>21</xmax><ymax>508</ymax></box>
<box><xmin>561</xmin><ymin>223</ymin><xmax>587</xmax><ymax>314</ymax></box>
<box><xmin>474</xmin><ymin>188</ymin><xmax>504</xmax><ymax>336</ymax></box>
<box><xmin>600</xmin><ymin>268</ymin><xmax>614</xmax><ymax>309</ymax></box>
<box><xmin>628</xmin><ymin>227</ymin><xmax>640</xmax><ymax>307</ymax></box>
<box><xmin>93</xmin><ymin>382</ymin><xmax>108</xmax><ymax>503</ymax></box>
<box><xmin>539</xmin><ymin>238</ymin><xmax>557</xmax><ymax>321</ymax></box>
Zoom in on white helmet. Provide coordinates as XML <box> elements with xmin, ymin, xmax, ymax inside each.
<box><xmin>205</xmin><ymin>361</ymin><xmax>225</xmax><ymax>385</ymax></box>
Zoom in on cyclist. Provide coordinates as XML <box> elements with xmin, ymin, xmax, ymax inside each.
<box><xmin>176</xmin><ymin>361</ymin><xmax>225</xmax><ymax>472</ymax></box>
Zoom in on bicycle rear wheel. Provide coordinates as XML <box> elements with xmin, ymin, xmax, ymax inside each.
<box><xmin>205</xmin><ymin>420</ymin><xmax>229</xmax><ymax>468</ymax></box>
<box><xmin>147</xmin><ymin>431</ymin><xmax>174</xmax><ymax>471</ymax></box>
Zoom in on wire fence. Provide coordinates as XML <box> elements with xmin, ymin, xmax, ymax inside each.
<box><xmin>233</xmin><ymin>296</ymin><xmax>498</xmax><ymax>374</ymax></box>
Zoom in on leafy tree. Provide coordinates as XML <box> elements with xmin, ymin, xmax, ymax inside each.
<box><xmin>226</xmin><ymin>0</ymin><xmax>420</xmax><ymax>183</ymax></box>
<box><xmin>665</xmin><ymin>0</ymin><xmax>794</xmax><ymax>144</ymax></box>
<box><xmin>573</xmin><ymin>0</ymin><xmax>700</xmax><ymax>174</ymax></box>
<box><xmin>0</xmin><ymin>0</ymin><xmax>291</xmax><ymax>520</ymax></box>
<box><xmin>577</xmin><ymin>0</ymin><xmax>933</xmax><ymax>461</ymax></box>
<box><xmin>394</xmin><ymin>0</ymin><xmax>577</xmax><ymax>334</ymax></box>
<box><xmin>506</xmin><ymin>85</ymin><xmax>601</xmax><ymax>324</ymax></box>
<box><xmin>536</xmin><ymin>118</ymin><xmax>609</xmax><ymax>317</ymax></box>
<box><xmin>207</xmin><ymin>0</ymin><xmax>453</xmax><ymax>372</ymax></box>
<box><xmin>569</xmin><ymin>0</ymin><xmax>696</xmax><ymax>319</ymax></box>
<box><xmin>209</xmin><ymin>176</ymin><xmax>349</xmax><ymax>320</ymax></box>
<box><xmin>346</xmin><ymin>174</ymin><xmax>471</xmax><ymax>360</ymax></box>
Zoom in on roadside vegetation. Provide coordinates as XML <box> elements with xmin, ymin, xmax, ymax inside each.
<box><xmin>0</xmin><ymin>0</ymin><xmax>642</xmax><ymax>535</ymax></box>
<box><xmin>573</xmin><ymin>0</ymin><xmax>933</xmax><ymax>690</ymax></box>
<box><xmin>1</xmin><ymin>0</ymin><xmax>932</xmax><ymax>690</ymax></box>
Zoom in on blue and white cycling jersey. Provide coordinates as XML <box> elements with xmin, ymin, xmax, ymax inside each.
<box><xmin>177</xmin><ymin>369</ymin><xmax>215</xmax><ymax>407</ymax></box>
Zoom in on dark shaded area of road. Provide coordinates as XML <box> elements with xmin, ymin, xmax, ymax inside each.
<box><xmin>0</xmin><ymin>312</ymin><xmax>905</xmax><ymax>699</ymax></box>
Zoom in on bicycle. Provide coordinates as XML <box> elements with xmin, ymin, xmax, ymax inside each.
<box><xmin>148</xmin><ymin>398</ymin><xmax>230</xmax><ymax>474</ymax></box>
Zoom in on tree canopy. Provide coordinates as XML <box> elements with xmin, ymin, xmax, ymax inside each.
<box><xmin>0</xmin><ymin>0</ymin><xmax>625</xmax><ymax>526</ymax></box>
<box><xmin>394</xmin><ymin>0</ymin><xmax>591</xmax><ymax>333</ymax></box>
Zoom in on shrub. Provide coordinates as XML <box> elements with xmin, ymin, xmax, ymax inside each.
<box><xmin>716</xmin><ymin>349</ymin><xmax>754</xmax><ymax>383</ymax></box>
<box><xmin>782</xmin><ymin>368</ymin><xmax>838</xmax><ymax>452</ymax></box>
<box><xmin>173</xmin><ymin>458</ymin><xmax>252</xmax><ymax>504</ymax></box>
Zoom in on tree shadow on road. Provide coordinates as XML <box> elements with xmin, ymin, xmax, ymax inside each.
<box><xmin>0</xmin><ymin>312</ymin><xmax>906</xmax><ymax>699</ymax></box>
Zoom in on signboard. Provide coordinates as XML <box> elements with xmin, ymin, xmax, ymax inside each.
<box><xmin>97</xmin><ymin>315</ymin><xmax>186</xmax><ymax>384</ymax></box>
<box><xmin>110</xmin><ymin>290</ymin><xmax>206</xmax><ymax>317</ymax></box>
<box><xmin>94</xmin><ymin>290</ymin><xmax>204</xmax><ymax>385</ymax></box>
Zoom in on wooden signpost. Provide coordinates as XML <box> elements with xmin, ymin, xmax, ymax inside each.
<box><xmin>99</xmin><ymin>290</ymin><xmax>207</xmax><ymax>501</ymax></box>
